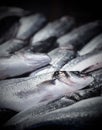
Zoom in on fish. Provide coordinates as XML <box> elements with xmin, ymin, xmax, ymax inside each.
<box><xmin>66</xmin><ymin>85</ymin><xmax>101</xmax><ymax>101</ymax></box>
<box><xmin>4</xmin><ymin>97</ymin><xmax>75</xmax><ymax>129</ymax></box>
<box><xmin>16</xmin><ymin>13</ymin><xmax>47</xmax><ymax>40</ymax></box>
<box><xmin>89</xmin><ymin>69</ymin><xmax>102</xmax><ymax>88</ymax></box>
<box><xmin>78</xmin><ymin>33</ymin><xmax>102</xmax><ymax>55</ymax></box>
<box><xmin>5</xmin><ymin>97</ymin><xmax>102</xmax><ymax>130</ymax></box>
<box><xmin>48</xmin><ymin>47</ymin><xmax>76</xmax><ymax>69</ymax></box>
<box><xmin>29</xmin><ymin>37</ymin><xmax>57</xmax><ymax>53</ymax></box>
<box><xmin>57</xmin><ymin>21</ymin><xmax>102</xmax><ymax>50</ymax></box>
<box><xmin>29</xmin><ymin>65</ymin><xmax>56</xmax><ymax>77</ymax></box>
<box><xmin>0</xmin><ymin>52</ymin><xmax>50</xmax><ymax>79</ymax></box>
<box><xmin>0</xmin><ymin>6</ymin><xmax>29</xmax><ymax>21</ymax></box>
<box><xmin>61</xmin><ymin>51</ymin><xmax>102</xmax><ymax>72</ymax></box>
<box><xmin>0</xmin><ymin>39</ymin><xmax>26</xmax><ymax>57</ymax></box>
<box><xmin>0</xmin><ymin>71</ymin><xmax>93</xmax><ymax>111</ymax></box>
<box><xmin>31</xmin><ymin>16</ymin><xmax>75</xmax><ymax>43</ymax></box>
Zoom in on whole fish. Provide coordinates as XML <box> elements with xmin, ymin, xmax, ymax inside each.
<box><xmin>29</xmin><ymin>37</ymin><xmax>57</xmax><ymax>53</ymax></box>
<box><xmin>48</xmin><ymin>47</ymin><xmax>76</xmax><ymax>69</ymax></box>
<box><xmin>61</xmin><ymin>51</ymin><xmax>102</xmax><ymax>72</ymax></box>
<box><xmin>0</xmin><ymin>39</ymin><xmax>26</xmax><ymax>57</ymax></box>
<box><xmin>5</xmin><ymin>97</ymin><xmax>102</xmax><ymax>130</ymax></box>
<box><xmin>0</xmin><ymin>6</ymin><xmax>29</xmax><ymax>21</ymax></box>
<box><xmin>57</xmin><ymin>21</ymin><xmax>102</xmax><ymax>50</ymax></box>
<box><xmin>31</xmin><ymin>16</ymin><xmax>75</xmax><ymax>43</ymax></box>
<box><xmin>78</xmin><ymin>33</ymin><xmax>102</xmax><ymax>55</ymax></box>
<box><xmin>0</xmin><ymin>52</ymin><xmax>50</xmax><ymax>79</ymax></box>
<box><xmin>0</xmin><ymin>71</ymin><xmax>93</xmax><ymax>111</ymax></box>
<box><xmin>16</xmin><ymin>13</ymin><xmax>47</xmax><ymax>40</ymax></box>
<box><xmin>5</xmin><ymin>98</ymin><xmax>75</xmax><ymax>129</ymax></box>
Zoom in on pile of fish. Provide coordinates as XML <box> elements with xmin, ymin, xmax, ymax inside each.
<box><xmin>0</xmin><ymin>7</ymin><xmax>102</xmax><ymax>130</ymax></box>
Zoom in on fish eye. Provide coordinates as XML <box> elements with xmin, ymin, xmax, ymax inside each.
<box><xmin>52</xmin><ymin>71</ymin><xmax>60</xmax><ymax>79</ymax></box>
<box><xmin>52</xmin><ymin>71</ymin><xmax>69</xmax><ymax>79</ymax></box>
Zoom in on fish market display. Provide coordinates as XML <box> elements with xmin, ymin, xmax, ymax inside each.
<box><xmin>31</xmin><ymin>16</ymin><xmax>75</xmax><ymax>43</ymax></box>
<box><xmin>57</xmin><ymin>21</ymin><xmax>102</xmax><ymax>50</ymax></box>
<box><xmin>0</xmin><ymin>72</ymin><xmax>93</xmax><ymax>111</ymax></box>
<box><xmin>61</xmin><ymin>51</ymin><xmax>102</xmax><ymax>72</ymax></box>
<box><xmin>0</xmin><ymin>6</ymin><xmax>102</xmax><ymax>130</ymax></box>
<box><xmin>16</xmin><ymin>13</ymin><xmax>47</xmax><ymax>40</ymax></box>
<box><xmin>78</xmin><ymin>33</ymin><xmax>102</xmax><ymax>55</ymax></box>
<box><xmin>5</xmin><ymin>97</ymin><xmax>102</xmax><ymax>130</ymax></box>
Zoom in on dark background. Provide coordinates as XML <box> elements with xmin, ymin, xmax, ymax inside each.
<box><xmin>0</xmin><ymin>0</ymin><xmax>102</xmax><ymax>38</ymax></box>
<box><xmin>0</xmin><ymin>0</ymin><xmax>102</xmax><ymax>22</ymax></box>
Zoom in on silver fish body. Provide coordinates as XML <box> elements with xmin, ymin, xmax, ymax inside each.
<box><xmin>48</xmin><ymin>47</ymin><xmax>76</xmax><ymax>69</ymax></box>
<box><xmin>61</xmin><ymin>51</ymin><xmax>102</xmax><ymax>72</ymax></box>
<box><xmin>0</xmin><ymin>39</ymin><xmax>26</xmax><ymax>57</ymax></box>
<box><xmin>0</xmin><ymin>72</ymin><xmax>93</xmax><ymax>111</ymax></box>
<box><xmin>29</xmin><ymin>65</ymin><xmax>56</xmax><ymax>77</ymax></box>
<box><xmin>78</xmin><ymin>33</ymin><xmax>102</xmax><ymax>55</ymax></box>
<box><xmin>5</xmin><ymin>98</ymin><xmax>75</xmax><ymax>129</ymax></box>
<box><xmin>16</xmin><ymin>13</ymin><xmax>47</xmax><ymax>40</ymax></box>
<box><xmin>29</xmin><ymin>37</ymin><xmax>57</xmax><ymax>53</ymax></box>
<box><xmin>57</xmin><ymin>21</ymin><xmax>102</xmax><ymax>50</ymax></box>
<box><xmin>0</xmin><ymin>52</ymin><xmax>50</xmax><ymax>79</ymax></box>
<box><xmin>6</xmin><ymin>97</ymin><xmax>102</xmax><ymax>130</ymax></box>
<box><xmin>31</xmin><ymin>16</ymin><xmax>75</xmax><ymax>43</ymax></box>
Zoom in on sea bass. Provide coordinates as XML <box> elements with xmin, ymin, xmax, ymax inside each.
<box><xmin>31</xmin><ymin>16</ymin><xmax>75</xmax><ymax>43</ymax></box>
<box><xmin>0</xmin><ymin>52</ymin><xmax>50</xmax><ymax>79</ymax></box>
<box><xmin>48</xmin><ymin>47</ymin><xmax>76</xmax><ymax>69</ymax></box>
<box><xmin>5</xmin><ymin>97</ymin><xmax>102</xmax><ymax>130</ymax></box>
<box><xmin>29</xmin><ymin>65</ymin><xmax>56</xmax><ymax>77</ymax></box>
<box><xmin>0</xmin><ymin>39</ymin><xmax>26</xmax><ymax>57</ymax></box>
<box><xmin>16</xmin><ymin>13</ymin><xmax>47</xmax><ymax>40</ymax></box>
<box><xmin>78</xmin><ymin>33</ymin><xmax>102</xmax><ymax>55</ymax></box>
<box><xmin>0</xmin><ymin>71</ymin><xmax>93</xmax><ymax>111</ymax></box>
<box><xmin>57</xmin><ymin>21</ymin><xmax>102</xmax><ymax>50</ymax></box>
<box><xmin>5</xmin><ymin>98</ymin><xmax>75</xmax><ymax>129</ymax></box>
<box><xmin>61</xmin><ymin>51</ymin><xmax>102</xmax><ymax>72</ymax></box>
<box><xmin>29</xmin><ymin>37</ymin><xmax>57</xmax><ymax>53</ymax></box>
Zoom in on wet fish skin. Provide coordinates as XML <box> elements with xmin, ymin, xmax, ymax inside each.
<box><xmin>78</xmin><ymin>33</ymin><xmax>102</xmax><ymax>55</ymax></box>
<box><xmin>0</xmin><ymin>71</ymin><xmax>93</xmax><ymax>111</ymax></box>
<box><xmin>57</xmin><ymin>21</ymin><xmax>102</xmax><ymax>50</ymax></box>
<box><xmin>29</xmin><ymin>37</ymin><xmax>57</xmax><ymax>53</ymax></box>
<box><xmin>29</xmin><ymin>65</ymin><xmax>56</xmax><ymax>77</ymax></box>
<box><xmin>5</xmin><ymin>98</ymin><xmax>75</xmax><ymax>129</ymax></box>
<box><xmin>0</xmin><ymin>6</ymin><xmax>29</xmax><ymax>21</ymax></box>
<box><xmin>31</xmin><ymin>16</ymin><xmax>75</xmax><ymax>43</ymax></box>
<box><xmin>0</xmin><ymin>39</ymin><xmax>27</xmax><ymax>57</ymax></box>
<box><xmin>0</xmin><ymin>52</ymin><xmax>51</xmax><ymax>79</ymax></box>
<box><xmin>6</xmin><ymin>97</ymin><xmax>102</xmax><ymax>130</ymax></box>
<box><xmin>48</xmin><ymin>47</ymin><xmax>76</xmax><ymax>69</ymax></box>
<box><xmin>16</xmin><ymin>13</ymin><xmax>47</xmax><ymax>40</ymax></box>
<box><xmin>61</xmin><ymin>51</ymin><xmax>102</xmax><ymax>72</ymax></box>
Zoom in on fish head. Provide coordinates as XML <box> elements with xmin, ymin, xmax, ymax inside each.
<box><xmin>53</xmin><ymin>71</ymin><xmax>94</xmax><ymax>91</ymax></box>
<box><xmin>67</xmin><ymin>71</ymin><xmax>94</xmax><ymax>88</ymax></box>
